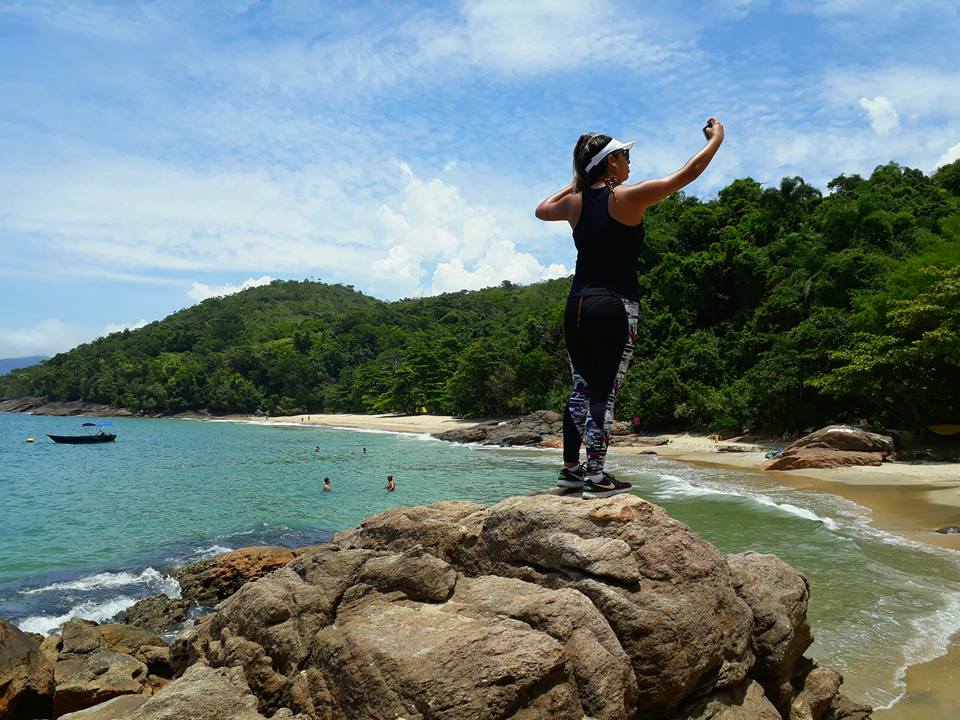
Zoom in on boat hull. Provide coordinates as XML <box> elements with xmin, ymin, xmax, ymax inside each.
<box><xmin>47</xmin><ymin>434</ymin><xmax>117</xmax><ymax>444</ymax></box>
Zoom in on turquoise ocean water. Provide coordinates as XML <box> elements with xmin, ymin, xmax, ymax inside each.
<box><xmin>2</xmin><ymin>412</ymin><xmax>959</xmax><ymax>710</ymax></box>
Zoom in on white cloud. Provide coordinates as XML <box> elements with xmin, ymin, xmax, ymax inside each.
<box><xmin>0</xmin><ymin>317</ymin><xmax>158</xmax><ymax>357</ymax></box>
<box><xmin>859</xmin><ymin>96</ymin><xmax>900</xmax><ymax>135</ymax></box>
<box><xmin>937</xmin><ymin>142</ymin><xmax>960</xmax><ymax>168</ymax></box>
<box><xmin>99</xmin><ymin>319</ymin><xmax>150</xmax><ymax>337</ymax></box>
<box><xmin>186</xmin><ymin>276</ymin><xmax>275</xmax><ymax>302</ymax></box>
<box><xmin>825</xmin><ymin>67</ymin><xmax>960</xmax><ymax>118</ymax></box>
<box><xmin>0</xmin><ymin>319</ymin><xmax>88</xmax><ymax>358</ymax></box>
<box><xmin>370</xmin><ymin>164</ymin><xmax>570</xmax><ymax>298</ymax></box>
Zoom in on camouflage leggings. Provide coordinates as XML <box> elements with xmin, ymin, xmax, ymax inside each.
<box><xmin>562</xmin><ymin>293</ymin><xmax>639</xmax><ymax>473</ymax></box>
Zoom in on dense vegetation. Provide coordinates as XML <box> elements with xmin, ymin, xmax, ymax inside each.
<box><xmin>3</xmin><ymin>160</ymin><xmax>959</xmax><ymax>432</ymax></box>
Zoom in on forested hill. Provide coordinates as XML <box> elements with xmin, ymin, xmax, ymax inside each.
<box><xmin>3</xmin><ymin>160</ymin><xmax>959</xmax><ymax>433</ymax></box>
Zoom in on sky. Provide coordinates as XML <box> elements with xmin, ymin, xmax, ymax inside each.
<box><xmin>1</xmin><ymin>0</ymin><xmax>958</xmax><ymax>358</ymax></box>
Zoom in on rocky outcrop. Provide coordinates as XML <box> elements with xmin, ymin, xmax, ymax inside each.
<box><xmin>434</xmin><ymin>410</ymin><xmax>563</xmax><ymax>446</ymax></box>
<box><xmin>0</xmin><ymin>619</ymin><xmax>175</xmax><ymax>719</ymax></box>
<box><xmin>765</xmin><ymin>450</ymin><xmax>884</xmax><ymax>471</ymax></box>
<box><xmin>789</xmin><ymin>426</ymin><xmax>894</xmax><ymax>456</ymax></box>
<box><xmin>0</xmin><ymin>619</ymin><xmax>54</xmax><ymax>719</ymax></box>
<box><xmin>3</xmin><ymin>495</ymin><xmax>870</xmax><ymax>719</ymax></box>
<box><xmin>174</xmin><ymin>546</ymin><xmax>297</xmax><ymax>605</ymax></box>
<box><xmin>122</xmin><ymin>596</ymin><xmax>191</xmax><ymax>635</ymax></box>
<box><xmin>766</xmin><ymin>426</ymin><xmax>894</xmax><ymax>471</ymax></box>
<box><xmin>163</xmin><ymin>494</ymin><xmax>869</xmax><ymax>720</ymax></box>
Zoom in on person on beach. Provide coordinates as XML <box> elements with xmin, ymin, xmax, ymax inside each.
<box><xmin>536</xmin><ymin>119</ymin><xmax>725</xmax><ymax>499</ymax></box>
<box><xmin>323</xmin><ymin>476</ymin><xmax>331</xmax><ymax>492</ymax></box>
<box><xmin>385</xmin><ymin>473</ymin><xmax>395</xmax><ymax>492</ymax></box>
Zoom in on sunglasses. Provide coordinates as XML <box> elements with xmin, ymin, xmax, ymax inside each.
<box><xmin>615</xmin><ymin>149</ymin><xmax>630</xmax><ymax>162</ymax></box>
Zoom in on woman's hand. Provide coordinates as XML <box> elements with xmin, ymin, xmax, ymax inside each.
<box><xmin>703</xmin><ymin>117</ymin><xmax>724</xmax><ymax>143</ymax></box>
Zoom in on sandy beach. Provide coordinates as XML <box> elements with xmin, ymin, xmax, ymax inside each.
<box><xmin>270</xmin><ymin>412</ymin><xmax>960</xmax><ymax>717</ymax></box>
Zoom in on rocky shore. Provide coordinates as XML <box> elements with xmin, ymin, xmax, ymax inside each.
<box><xmin>0</xmin><ymin>397</ymin><xmax>213</xmax><ymax>420</ymax></box>
<box><xmin>1</xmin><ymin>494</ymin><xmax>871</xmax><ymax>719</ymax></box>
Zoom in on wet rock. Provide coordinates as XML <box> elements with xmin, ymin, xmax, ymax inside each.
<box><xmin>935</xmin><ymin>525</ymin><xmax>960</xmax><ymax>534</ymax></box>
<box><xmin>122</xmin><ymin>596</ymin><xmax>191</xmax><ymax>635</ymax></box>
<box><xmin>0</xmin><ymin>619</ymin><xmax>55</xmax><ymax>720</ymax></box>
<box><xmin>174</xmin><ymin>546</ymin><xmax>297</xmax><ymax>605</ymax></box>
<box><xmin>433</xmin><ymin>426</ymin><xmax>489</xmax><ymax>443</ymax></box>
<box><xmin>491</xmin><ymin>430</ymin><xmax>542</xmax><ymax>446</ymax></box>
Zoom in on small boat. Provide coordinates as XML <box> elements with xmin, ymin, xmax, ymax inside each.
<box><xmin>48</xmin><ymin>422</ymin><xmax>117</xmax><ymax>444</ymax></box>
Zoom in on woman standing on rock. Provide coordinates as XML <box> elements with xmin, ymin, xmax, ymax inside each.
<box><xmin>536</xmin><ymin>120</ymin><xmax>725</xmax><ymax>498</ymax></box>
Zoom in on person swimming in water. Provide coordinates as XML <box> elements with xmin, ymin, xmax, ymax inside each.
<box><xmin>323</xmin><ymin>476</ymin><xmax>331</xmax><ymax>492</ymax></box>
<box><xmin>385</xmin><ymin>473</ymin><xmax>396</xmax><ymax>492</ymax></box>
<box><xmin>536</xmin><ymin>119</ymin><xmax>725</xmax><ymax>499</ymax></box>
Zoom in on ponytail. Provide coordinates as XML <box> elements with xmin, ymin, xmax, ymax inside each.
<box><xmin>572</xmin><ymin>133</ymin><xmax>613</xmax><ymax>191</ymax></box>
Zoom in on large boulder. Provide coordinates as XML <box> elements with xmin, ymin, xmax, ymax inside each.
<box><xmin>338</xmin><ymin>494</ymin><xmax>756</xmax><ymax>713</ymax></box>
<box><xmin>165</xmin><ymin>494</ymin><xmax>868</xmax><ymax>720</ymax></box>
<box><xmin>727</xmin><ymin>552</ymin><xmax>812</xmax><ymax>712</ymax></box>
<box><xmin>174</xmin><ymin>546</ymin><xmax>297</xmax><ymax>605</ymax></box>
<box><xmin>788</xmin><ymin>425</ymin><xmax>894</xmax><ymax>456</ymax></box>
<box><xmin>0</xmin><ymin>619</ymin><xmax>54</xmax><ymax>719</ymax></box>
<box><xmin>765</xmin><ymin>449</ymin><xmax>884</xmax><ymax>471</ymax></box>
<box><xmin>122</xmin><ymin>596</ymin><xmax>191</xmax><ymax>635</ymax></box>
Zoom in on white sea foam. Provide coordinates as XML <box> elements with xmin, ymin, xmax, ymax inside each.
<box><xmin>22</xmin><ymin>567</ymin><xmax>180</xmax><ymax>598</ymax></box>
<box><xmin>17</xmin><ymin>596</ymin><xmax>138</xmax><ymax>636</ymax></box>
<box><xmin>187</xmin><ymin>544</ymin><xmax>233</xmax><ymax>561</ymax></box>
<box><xmin>750</xmin><ymin>496</ymin><xmax>840</xmax><ymax>530</ymax></box>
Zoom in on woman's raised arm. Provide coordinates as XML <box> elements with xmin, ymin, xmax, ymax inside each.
<box><xmin>621</xmin><ymin>119</ymin><xmax>724</xmax><ymax>212</ymax></box>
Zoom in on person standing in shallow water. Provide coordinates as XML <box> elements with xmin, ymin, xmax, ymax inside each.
<box><xmin>536</xmin><ymin>119</ymin><xmax>725</xmax><ymax>499</ymax></box>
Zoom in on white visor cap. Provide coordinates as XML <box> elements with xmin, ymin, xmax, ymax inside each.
<box><xmin>585</xmin><ymin>138</ymin><xmax>636</xmax><ymax>173</ymax></box>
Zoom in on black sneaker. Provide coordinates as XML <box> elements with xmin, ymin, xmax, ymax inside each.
<box><xmin>582</xmin><ymin>472</ymin><xmax>632</xmax><ymax>499</ymax></box>
<box><xmin>557</xmin><ymin>464</ymin><xmax>586</xmax><ymax>489</ymax></box>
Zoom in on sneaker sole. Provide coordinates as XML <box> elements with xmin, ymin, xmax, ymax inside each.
<box><xmin>557</xmin><ymin>479</ymin><xmax>585</xmax><ymax>489</ymax></box>
<box><xmin>582</xmin><ymin>487</ymin><xmax>632</xmax><ymax>499</ymax></box>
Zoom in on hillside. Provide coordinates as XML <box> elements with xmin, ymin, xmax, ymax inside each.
<box><xmin>2</xmin><ymin>160</ymin><xmax>959</xmax><ymax>432</ymax></box>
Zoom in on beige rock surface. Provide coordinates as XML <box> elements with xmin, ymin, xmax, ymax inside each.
<box><xmin>0</xmin><ymin>619</ymin><xmax>54</xmax><ymax>720</ymax></box>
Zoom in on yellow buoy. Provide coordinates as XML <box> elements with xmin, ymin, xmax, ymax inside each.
<box><xmin>26</xmin><ymin>437</ymin><xmax>34</xmax><ymax>443</ymax></box>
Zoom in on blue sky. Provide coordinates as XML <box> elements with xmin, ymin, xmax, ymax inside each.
<box><xmin>1</xmin><ymin>0</ymin><xmax>958</xmax><ymax>357</ymax></box>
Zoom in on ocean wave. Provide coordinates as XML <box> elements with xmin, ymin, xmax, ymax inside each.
<box><xmin>21</xmin><ymin>567</ymin><xmax>180</xmax><ymax>598</ymax></box>
<box><xmin>17</xmin><ymin>596</ymin><xmax>138</xmax><ymax>636</ymax></box>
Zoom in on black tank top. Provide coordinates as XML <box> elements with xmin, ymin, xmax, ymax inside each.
<box><xmin>570</xmin><ymin>186</ymin><xmax>644</xmax><ymax>302</ymax></box>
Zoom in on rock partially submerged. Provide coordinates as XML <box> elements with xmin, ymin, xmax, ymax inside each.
<box><xmin>174</xmin><ymin>546</ymin><xmax>297</xmax><ymax>605</ymax></box>
<box><xmin>766</xmin><ymin>425</ymin><xmax>894</xmax><ymax>471</ymax></box>
<box><xmin>434</xmin><ymin>410</ymin><xmax>562</xmax><ymax>446</ymax></box>
<box><xmin>122</xmin><ymin>596</ymin><xmax>191</xmax><ymax>635</ymax></box>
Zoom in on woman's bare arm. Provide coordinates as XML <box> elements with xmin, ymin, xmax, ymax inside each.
<box><xmin>535</xmin><ymin>177</ymin><xmax>579</xmax><ymax>223</ymax></box>
<box><xmin>621</xmin><ymin>119</ymin><xmax>725</xmax><ymax>212</ymax></box>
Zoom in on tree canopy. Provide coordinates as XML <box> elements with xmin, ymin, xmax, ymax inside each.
<box><xmin>3</xmin><ymin>160</ymin><xmax>958</xmax><ymax>433</ymax></box>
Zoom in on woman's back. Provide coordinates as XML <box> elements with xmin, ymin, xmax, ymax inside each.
<box><xmin>571</xmin><ymin>186</ymin><xmax>644</xmax><ymax>302</ymax></box>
